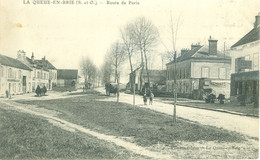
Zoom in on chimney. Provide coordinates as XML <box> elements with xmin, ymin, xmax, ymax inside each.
<box><xmin>42</xmin><ymin>56</ymin><xmax>46</xmax><ymax>61</ymax></box>
<box><xmin>17</xmin><ymin>50</ymin><xmax>26</xmax><ymax>62</ymax></box>
<box><xmin>191</xmin><ymin>43</ymin><xmax>202</xmax><ymax>50</ymax></box>
<box><xmin>208</xmin><ymin>36</ymin><xmax>218</xmax><ymax>55</ymax></box>
<box><xmin>181</xmin><ymin>48</ymin><xmax>190</xmax><ymax>55</ymax></box>
<box><xmin>254</xmin><ymin>12</ymin><xmax>260</xmax><ymax>28</ymax></box>
<box><xmin>31</xmin><ymin>52</ymin><xmax>34</xmax><ymax>62</ymax></box>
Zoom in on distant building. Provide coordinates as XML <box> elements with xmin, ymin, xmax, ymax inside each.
<box><xmin>129</xmin><ymin>68</ymin><xmax>166</xmax><ymax>92</ymax></box>
<box><xmin>229</xmin><ymin>13</ymin><xmax>260</xmax><ymax>104</ymax></box>
<box><xmin>57</xmin><ymin>69</ymin><xmax>78</xmax><ymax>89</ymax></box>
<box><xmin>166</xmin><ymin>37</ymin><xmax>231</xmax><ymax>99</ymax></box>
<box><xmin>0</xmin><ymin>54</ymin><xmax>32</xmax><ymax>97</ymax></box>
<box><xmin>17</xmin><ymin>50</ymin><xmax>57</xmax><ymax>91</ymax></box>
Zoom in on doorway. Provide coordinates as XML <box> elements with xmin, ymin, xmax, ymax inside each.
<box><xmin>22</xmin><ymin>76</ymin><xmax>26</xmax><ymax>93</ymax></box>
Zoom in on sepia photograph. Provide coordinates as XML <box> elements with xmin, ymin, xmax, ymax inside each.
<box><xmin>0</xmin><ymin>0</ymin><xmax>259</xmax><ymax>159</ymax></box>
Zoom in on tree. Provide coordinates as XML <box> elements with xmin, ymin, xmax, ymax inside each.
<box><xmin>120</xmin><ymin>23</ymin><xmax>137</xmax><ymax>105</ymax></box>
<box><xmin>108</xmin><ymin>42</ymin><xmax>126</xmax><ymax>84</ymax></box>
<box><xmin>161</xmin><ymin>13</ymin><xmax>182</xmax><ymax>123</ymax></box>
<box><xmin>107</xmin><ymin>41</ymin><xmax>126</xmax><ymax>102</ymax></box>
<box><xmin>101</xmin><ymin>53</ymin><xmax>113</xmax><ymax>84</ymax></box>
<box><xmin>131</xmin><ymin>17</ymin><xmax>159</xmax><ymax>92</ymax></box>
<box><xmin>80</xmin><ymin>57</ymin><xmax>97</xmax><ymax>89</ymax></box>
<box><xmin>120</xmin><ymin>23</ymin><xmax>135</xmax><ymax>75</ymax></box>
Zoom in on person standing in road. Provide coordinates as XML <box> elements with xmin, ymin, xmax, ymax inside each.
<box><xmin>143</xmin><ymin>93</ymin><xmax>147</xmax><ymax>105</ymax></box>
<box><xmin>149</xmin><ymin>92</ymin><xmax>154</xmax><ymax>105</ymax></box>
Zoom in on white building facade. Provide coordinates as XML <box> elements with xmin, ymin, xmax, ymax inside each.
<box><xmin>0</xmin><ymin>54</ymin><xmax>32</xmax><ymax>97</ymax></box>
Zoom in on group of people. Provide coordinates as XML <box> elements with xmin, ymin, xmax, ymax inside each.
<box><xmin>143</xmin><ymin>91</ymin><xmax>154</xmax><ymax>105</ymax></box>
<box><xmin>35</xmin><ymin>85</ymin><xmax>47</xmax><ymax>97</ymax></box>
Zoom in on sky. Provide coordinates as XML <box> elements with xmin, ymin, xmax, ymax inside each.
<box><xmin>0</xmin><ymin>0</ymin><xmax>259</xmax><ymax>74</ymax></box>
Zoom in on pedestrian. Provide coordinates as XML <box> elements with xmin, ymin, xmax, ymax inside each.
<box><xmin>149</xmin><ymin>92</ymin><xmax>154</xmax><ymax>105</ymax></box>
<box><xmin>5</xmin><ymin>90</ymin><xmax>9</xmax><ymax>98</ymax></box>
<box><xmin>143</xmin><ymin>93</ymin><xmax>147</xmax><ymax>105</ymax></box>
<box><xmin>36</xmin><ymin>85</ymin><xmax>41</xmax><ymax>97</ymax></box>
<box><xmin>42</xmin><ymin>86</ymin><xmax>47</xmax><ymax>96</ymax></box>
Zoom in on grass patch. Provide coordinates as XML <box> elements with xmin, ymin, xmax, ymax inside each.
<box><xmin>18</xmin><ymin>91</ymin><xmax>246</xmax><ymax>148</ymax></box>
<box><xmin>0</xmin><ymin>107</ymin><xmax>142</xmax><ymax>159</ymax></box>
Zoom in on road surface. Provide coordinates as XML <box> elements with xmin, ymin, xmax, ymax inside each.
<box><xmin>96</xmin><ymin>88</ymin><xmax>259</xmax><ymax>138</ymax></box>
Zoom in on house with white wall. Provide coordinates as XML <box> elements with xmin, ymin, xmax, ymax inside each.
<box><xmin>229</xmin><ymin>13</ymin><xmax>260</xmax><ymax>104</ymax></box>
<box><xmin>0</xmin><ymin>54</ymin><xmax>32</xmax><ymax>97</ymax></box>
<box><xmin>166</xmin><ymin>37</ymin><xmax>231</xmax><ymax>99</ymax></box>
<box><xmin>17</xmin><ymin>50</ymin><xmax>57</xmax><ymax>91</ymax></box>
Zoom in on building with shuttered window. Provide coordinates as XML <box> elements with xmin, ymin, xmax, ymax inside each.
<box><xmin>166</xmin><ymin>37</ymin><xmax>231</xmax><ymax>99</ymax></box>
<box><xmin>229</xmin><ymin>13</ymin><xmax>260</xmax><ymax>104</ymax></box>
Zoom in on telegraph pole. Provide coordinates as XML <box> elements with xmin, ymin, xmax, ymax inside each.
<box><xmin>173</xmin><ymin>51</ymin><xmax>177</xmax><ymax>123</ymax></box>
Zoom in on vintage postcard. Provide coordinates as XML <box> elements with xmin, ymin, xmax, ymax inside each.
<box><xmin>0</xmin><ymin>0</ymin><xmax>259</xmax><ymax>159</ymax></box>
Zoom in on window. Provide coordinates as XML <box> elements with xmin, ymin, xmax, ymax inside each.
<box><xmin>8</xmin><ymin>68</ymin><xmax>12</xmax><ymax>78</ymax></box>
<box><xmin>18</xmin><ymin>83</ymin><xmax>21</xmax><ymax>92</ymax></box>
<box><xmin>37</xmin><ymin>71</ymin><xmax>40</xmax><ymax>78</ymax></box>
<box><xmin>201</xmin><ymin>67</ymin><xmax>209</xmax><ymax>78</ymax></box>
<box><xmin>0</xmin><ymin>66</ymin><xmax>3</xmax><ymax>78</ymax></box>
<box><xmin>253</xmin><ymin>53</ymin><xmax>259</xmax><ymax>70</ymax></box>
<box><xmin>32</xmin><ymin>82</ymin><xmax>35</xmax><ymax>91</ymax></box>
<box><xmin>18</xmin><ymin>70</ymin><xmax>21</xmax><ymax>79</ymax></box>
<box><xmin>14</xmin><ymin>71</ymin><xmax>17</xmax><ymax>79</ymax></box>
<box><xmin>28</xmin><ymin>82</ymin><xmax>31</xmax><ymax>91</ymax></box>
<box><xmin>245</xmin><ymin>55</ymin><xmax>250</xmax><ymax>60</ymax></box>
<box><xmin>13</xmin><ymin>83</ymin><xmax>16</xmax><ymax>92</ymax></box>
<box><xmin>219</xmin><ymin>68</ymin><xmax>226</xmax><ymax>79</ymax></box>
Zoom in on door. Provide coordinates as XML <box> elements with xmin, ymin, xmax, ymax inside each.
<box><xmin>8</xmin><ymin>83</ymin><xmax>11</xmax><ymax>96</ymax></box>
<box><xmin>22</xmin><ymin>76</ymin><xmax>26</xmax><ymax>93</ymax></box>
<box><xmin>49</xmin><ymin>80</ymin><xmax>51</xmax><ymax>90</ymax></box>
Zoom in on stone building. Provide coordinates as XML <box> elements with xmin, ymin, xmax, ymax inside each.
<box><xmin>57</xmin><ymin>69</ymin><xmax>78</xmax><ymax>90</ymax></box>
<box><xmin>166</xmin><ymin>37</ymin><xmax>231</xmax><ymax>99</ymax></box>
<box><xmin>229</xmin><ymin>13</ymin><xmax>260</xmax><ymax>104</ymax></box>
<box><xmin>0</xmin><ymin>54</ymin><xmax>32</xmax><ymax>97</ymax></box>
<box><xmin>129</xmin><ymin>68</ymin><xmax>166</xmax><ymax>92</ymax></box>
<box><xmin>17</xmin><ymin>50</ymin><xmax>57</xmax><ymax>91</ymax></box>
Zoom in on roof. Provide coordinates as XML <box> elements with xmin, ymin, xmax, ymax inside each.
<box><xmin>231</xmin><ymin>26</ymin><xmax>260</xmax><ymax>48</ymax></box>
<box><xmin>166</xmin><ymin>45</ymin><xmax>231</xmax><ymax>65</ymax></box>
<box><xmin>143</xmin><ymin>70</ymin><xmax>166</xmax><ymax>77</ymax></box>
<box><xmin>57</xmin><ymin>69</ymin><xmax>78</xmax><ymax>79</ymax></box>
<box><xmin>26</xmin><ymin>57</ymin><xmax>56</xmax><ymax>71</ymax></box>
<box><xmin>0</xmin><ymin>54</ymin><xmax>32</xmax><ymax>71</ymax></box>
<box><xmin>143</xmin><ymin>70</ymin><xmax>166</xmax><ymax>85</ymax></box>
<box><xmin>35</xmin><ymin>59</ymin><xmax>56</xmax><ymax>70</ymax></box>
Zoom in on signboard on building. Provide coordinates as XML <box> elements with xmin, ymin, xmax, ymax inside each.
<box><xmin>235</xmin><ymin>57</ymin><xmax>252</xmax><ymax>72</ymax></box>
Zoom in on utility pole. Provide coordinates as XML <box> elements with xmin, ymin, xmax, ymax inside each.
<box><xmin>173</xmin><ymin>51</ymin><xmax>177</xmax><ymax>123</ymax></box>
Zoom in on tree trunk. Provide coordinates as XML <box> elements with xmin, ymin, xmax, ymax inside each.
<box><xmin>128</xmin><ymin>51</ymin><xmax>134</xmax><ymax>91</ymax></box>
<box><xmin>139</xmin><ymin>47</ymin><xmax>144</xmax><ymax>93</ymax></box>
<box><xmin>144</xmin><ymin>50</ymin><xmax>151</xmax><ymax>92</ymax></box>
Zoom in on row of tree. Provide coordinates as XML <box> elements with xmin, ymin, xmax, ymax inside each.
<box><xmin>80</xmin><ymin>57</ymin><xmax>101</xmax><ymax>89</ymax></box>
<box><xmin>101</xmin><ymin>17</ymin><xmax>160</xmax><ymax>93</ymax></box>
<box><xmin>79</xmin><ymin>15</ymin><xmax>179</xmax><ymax>122</ymax></box>
<box><xmin>101</xmin><ymin>15</ymin><xmax>180</xmax><ymax>123</ymax></box>
<box><xmin>80</xmin><ymin>15</ymin><xmax>180</xmax><ymax>94</ymax></box>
